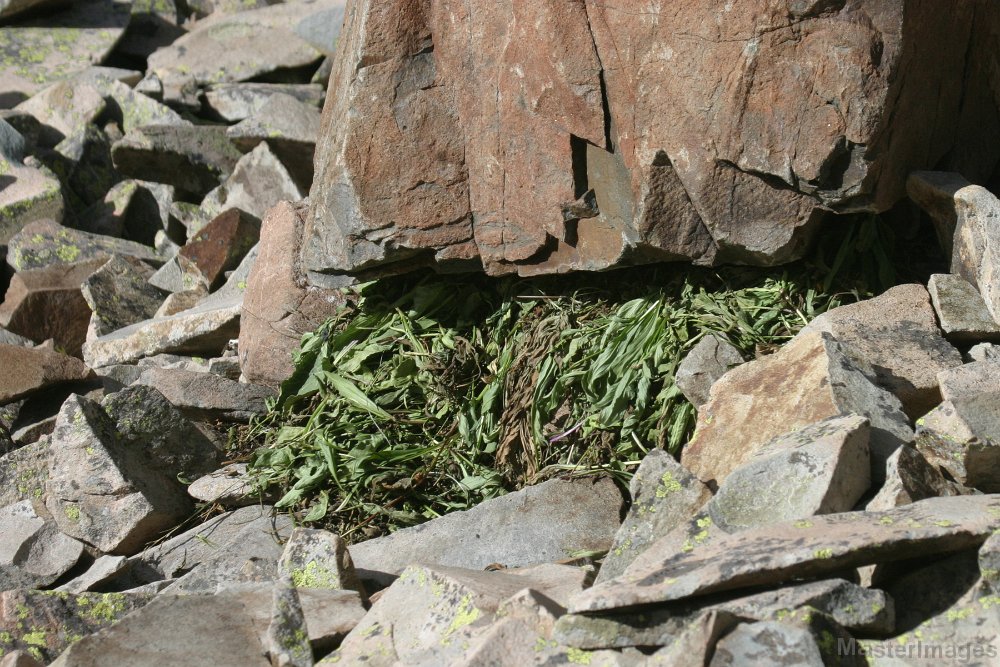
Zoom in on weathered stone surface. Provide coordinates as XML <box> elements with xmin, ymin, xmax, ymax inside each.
<box><xmin>0</xmin><ymin>259</ymin><xmax>105</xmax><ymax>355</ymax></box>
<box><xmin>227</xmin><ymin>93</ymin><xmax>321</xmax><ymax>189</ymax></box>
<box><xmin>348</xmin><ymin>477</ymin><xmax>623</xmax><ymax>588</ymax></box>
<box><xmin>0</xmin><ymin>500</ymin><xmax>84</xmax><ymax>590</ymax></box>
<box><xmin>264</xmin><ymin>577</ymin><xmax>312</xmax><ymax>667</ymax></box>
<box><xmin>82</xmin><ymin>179</ymin><xmax>175</xmax><ymax>245</ymax></box>
<box><xmin>82</xmin><ymin>293</ymin><xmax>241</xmax><ymax>368</ymax></box>
<box><xmin>307</xmin><ymin>2</ymin><xmax>1000</xmax><ymax>277</ymax></box>
<box><xmin>597</xmin><ymin>450</ymin><xmax>711</xmax><ymax>583</ymax></box>
<box><xmin>133</xmin><ymin>366</ymin><xmax>273</xmax><ymax>421</ymax></box>
<box><xmin>795</xmin><ymin>284</ymin><xmax>962</xmax><ymax>418</ymax></box>
<box><xmin>882</xmin><ymin>550</ymin><xmax>983</xmax><ymax>633</ymax></box>
<box><xmin>148</xmin><ymin>253</ymin><xmax>209</xmax><ymax>294</ymax></box>
<box><xmin>111</xmin><ymin>124</ymin><xmax>241</xmax><ymax>199</ymax></box>
<box><xmin>710</xmin><ymin>621</ymin><xmax>825</xmax><ymax>667</ymax></box>
<box><xmin>967</xmin><ymin>343</ymin><xmax>1000</xmax><ymax>363</ymax></box>
<box><xmin>555</xmin><ymin>578</ymin><xmax>892</xmax><ymax>651</ymax></box>
<box><xmin>203</xmin><ymin>83</ymin><xmax>325</xmax><ymax>122</ymax></box>
<box><xmin>116</xmin><ymin>0</ymin><xmax>186</xmax><ymax>60</ymax></box>
<box><xmin>682</xmin><ymin>331</ymin><xmax>912</xmax><ymax>487</ymax></box>
<box><xmin>937</xmin><ymin>360</ymin><xmax>1000</xmax><ymax>403</ymax></box>
<box><xmin>570</xmin><ymin>494</ymin><xmax>1000</xmax><ymax>614</ymax></box>
<box><xmin>45</xmin><ymin>123</ymin><xmax>119</xmax><ymax>209</ymax></box>
<box><xmin>916</xmin><ymin>393</ymin><xmax>1000</xmax><ymax>493</ymax></box>
<box><xmin>0</xmin><ymin>326</ymin><xmax>31</xmax><ymax>347</ymax></box>
<box><xmin>57</xmin><ymin>554</ymin><xmax>128</xmax><ymax>594</ymax></box>
<box><xmin>179</xmin><ymin>207</ymin><xmax>260</xmax><ymax>289</ymax></box>
<box><xmin>6</xmin><ymin>219</ymin><xmax>163</xmax><ymax>273</ymax></box>
<box><xmin>645</xmin><ymin>610</ymin><xmax>746</xmax><ymax>667</ymax></box>
<box><xmin>866</xmin><ymin>445</ymin><xmax>964</xmax><ymax>512</ymax></box>
<box><xmin>187</xmin><ymin>462</ymin><xmax>255</xmax><ymax>507</ymax></box>
<box><xmin>0</xmin><ymin>438</ymin><xmax>47</xmax><ymax>507</ymax></box>
<box><xmin>675</xmin><ymin>335</ymin><xmax>744</xmax><ymax>409</ymax></box>
<box><xmin>981</xmin><ymin>532</ymin><xmax>1000</xmax><ymax>593</ymax></box>
<box><xmin>15</xmin><ymin>81</ymin><xmax>106</xmax><ymax>147</ymax></box>
<box><xmin>278</xmin><ymin>527</ymin><xmax>363</xmax><ymax>595</ymax></box>
<box><xmin>0</xmin><ymin>0</ymin><xmax>131</xmax><ymax>106</ymax></box>
<box><xmin>202</xmin><ymin>142</ymin><xmax>304</xmax><ymax>222</ymax></box>
<box><xmin>0</xmin><ymin>589</ymin><xmax>152</xmax><ymax>665</ymax></box>
<box><xmin>45</xmin><ymin>394</ymin><xmax>193</xmax><ymax>554</ymax></box>
<box><xmin>81</xmin><ymin>255</ymin><xmax>167</xmax><ymax>340</ymax></box>
<box><xmin>0</xmin><ymin>344</ymin><xmax>90</xmax><ymax>404</ymax></box>
<box><xmin>74</xmin><ymin>71</ymin><xmax>186</xmax><ymax>135</ymax></box>
<box><xmin>0</xmin><ymin>157</ymin><xmax>63</xmax><ymax>245</ymax></box>
<box><xmin>239</xmin><ymin>201</ymin><xmax>345</xmax><ymax>387</ymax></box>
<box><xmin>928</xmin><ymin>273</ymin><xmax>1000</xmax><ymax>342</ymax></box>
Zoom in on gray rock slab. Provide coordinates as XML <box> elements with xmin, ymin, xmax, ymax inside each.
<box><xmin>710</xmin><ymin>621</ymin><xmax>825</xmax><ymax>667</ymax></box>
<box><xmin>570</xmin><ymin>494</ymin><xmax>1000</xmax><ymax>614</ymax></box>
<box><xmin>937</xmin><ymin>360</ymin><xmax>1000</xmax><ymax>402</ymax></box>
<box><xmin>82</xmin><ymin>293</ymin><xmax>242</xmax><ymax>368</ymax></box>
<box><xmin>81</xmin><ymin>255</ymin><xmax>168</xmax><ymax>339</ymax></box>
<box><xmin>227</xmin><ymin>93</ymin><xmax>321</xmax><ymax>189</ymax></box>
<box><xmin>928</xmin><ymin>273</ymin><xmax>1000</xmax><ymax>342</ymax></box>
<box><xmin>0</xmin><ymin>0</ymin><xmax>131</xmax><ymax>106</ymax></box>
<box><xmin>45</xmin><ymin>394</ymin><xmax>193</xmax><ymax>554</ymax></box>
<box><xmin>278</xmin><ymin>527</ymin><xmax>364</xmax><ymax>595</ymax></box>
<box><xmin>201</xmin><ymin>141</ymin><xmax>304</xmax><ymax>222</ymax></box>
<box><xmin>966</xmin><ymin>342</ymin><xmax>1000</xmax><ymax>363</ymax></box>
<box><xmin>187</xmin><ymin>462</ymin><xmax>255</xmax><ymax>507</ymax></box>
<box><xmin>265</xmin><ymin>577</ymin><xmax>312</xmax><ymax>667</ymax></box>
<box><xmin>132</xmin><ymin>366</ymin><xmax>274</xmax><ymax>421</ymax></box>
<box><xmin>675</xmin><ymin>334</ymin><xmax>744</xmax><ymax>408</ymax></box>
<box><xmin>75</xmin><ymin>71</ymin><xmax>186</xmax><ymax>135</ymax></box>
<box><xmin>57</xmin><ymin>555</ymin><xmax>129</xmax><ymax>593</ymax></box>
<box><xmin>111</xmin><ymin>124</ymin><xmax>241</xmax><ymax>199</ymax></box>
<box><xmin>148</xmin><ymin>253</ymin><xmax>210</xmax><ymax>293</ymax></box>
<box><xmin>202</xmin><ymin>82</ymin><xmax>325</xmax><ymax>122</ymax></box>
<box><xmin>6</xmin><ymin>218</ymin><xmax>163</xmax><ymax>273</ymax></box>
<box><xmin>866</xmin><ymin>444</ymin><xmax>965</xmax><ymax>512</ymax></box>
<box><xmin>348</xmin><ymin>477</ymin><xmax>624</xmax><ymax>588</ymax></box>
<box><xmin>0</xmin><ymin>499</ymin><xmax>84</xmax><ymax>590</ymax></box>
<box><xmin>597</xmin><ymin>449</ymin><xmax>711</xmax><ymax>583</ymax></box>
<box><xmin>15</xmin><ymin>81</ymin><xmax>106</xmax><ymax>147</ymax></box>
<box><xmin>0</xmin><ymin>438</ymin><xmax>47</xmax><ymax>507</ymax></box>
<box><xmin>0</xmin><ymin>157</ymin><xmax>63</xmax><ymax>244</ymax></box>
<box><xmin>916</xmin><ymin>392</ymin><xmax>1000</xmax><ymax>492</ymax></box>
<box><xmin>981</xmin><ymin>532</ymin><xmax>1000</xmax><ymax>594</ymax></box>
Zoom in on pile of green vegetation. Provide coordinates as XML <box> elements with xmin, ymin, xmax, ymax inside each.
<box><xmin>243</xmin><ymin>214</ymin><xmax>931</xmax><ymax>541</ymax></box>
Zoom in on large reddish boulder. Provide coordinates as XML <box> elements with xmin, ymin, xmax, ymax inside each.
<box><xmin>305</xmin><ymin>0</ymin><xmax>1000</xmax><ymax>277</ymax></box>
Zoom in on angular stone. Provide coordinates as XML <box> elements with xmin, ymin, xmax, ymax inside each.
<box><xmin>133</xmin><ymin>366</ymin><xmax>273</xmax><ymax>422</ymax></box>
<box><xmin>82</xmin><ymin>294</ymin><xmax>241</xmax><ymax>368</ymax></box>
<box><xmin>882</xmin><ymin>550</ymin><xmax>983</xmax><ymax>633</ymax></box>
<box><xmin>203</xmin><ymin>83</ymin><xmax>325</xmax><ymax>123</ymax></box>
<box><xmin>675</xmin><ymin>335</ymin><xmax>744</xmax><ymax>408</ymax></box>
<box><xmin>937</xmin><ymin>360</ymin><xmax>1000</xmax><ymax>402</ymax></box>
<box><xmin>227</xmin><ymin>93</ymin><xmax>321</xmax><ymax>189</ymax></box>
<box><xmin>111</xmin><ymin>124</ymin><xmax>241</xmax><ymax>199</ymax></box>
<box><xmin>239</xmin><ymin>201</ymin><xmax>345</xmax><ymax>387</ymax></box>
<box><xmin>45</xmin><ymin>123</ymin><xmax>119</xmax><ymax>209</ymax></box>
<box><xmin>981</xmin><ymin>532</ymin><xmax>1000</xmax><ymax>593</ymax></box>
<box><xmin>179</xmin><ymin>208</ymin><xmax>260</xmax><ymax>289</ymax></box>
<box><xmin>646</xmin><ymin>610</ymin><xmax>746</xmax><ymax>667</ymax></box>
<box><xmin>597</xmin><ymin>450</ymin><xmax>711</xmax><ymax>583</ymax></box>
<box><xmin>148</xmin><ymin>254</ymin><xmax>209</xmax><ymax>294</ymax></box>
<box><xmin>0</xmin><ymin>500</ymin><xmax>84</xmax><ymax>590</ymax></box>
<box><xmin>0</xmin><ymin>259</ymin><xmax>105</xmax><ymax>355</ymax></box>
<box><xmin>6</xmin><ymin>219</ymin><xmax>164</xmax><ymax>273</ymax></box>
<box><xmin>265</xmin><ymin>577</ymin><xmax>312</xmax><ymax>667</ymax></box>
<box><xmin>795</xmin><ymin>284</ymin><xmax>962</xmax><ymax>418</ymax></box>
<box><xmin>0</xmin><ymin>589</ymin><xmax>152</xmax><ymax>665</ymax></box>
<box><xmin>967</xmin><ymin>343</ymin><xmax>1000</xmax><ymax>363</ymax></box>
<box><xmin>45</xmin><ymin>394</ymin><xmax>193</xmax><ymax>554</ymax></box>
<box><xmin>570</xmin><ymin>494</ymin><xmax>1000</xmax><ymax>614</ymax></box>
<box><xmin>278</xmin><ymin>528</ymin><xmax>364</xmax><ymax>595</ymax></box>
<box><xmin>710</xmin><ymin>621</ymin><xmax>825</xmax><ymax>667</ymax></box>
<box><xmin>0</xmin><ymin>158</ymin><xmax>63</xmax><ymax>245</ymax></box>
<box><xmin>187</xmin><ymin>462</ymin><xmax>255</xmax><ymax>507</ymax></box>
<box><xmin>928</xmin><ymin>273</ymin><xmax>1000</xmax><ymax>342</ymax></box>
<box><xmin>202</xmin><ymin>142</ymin><xmax>304</xmax><ymax>222</ymax></box>
<box><xmin>0</xmin><ymin>438</ymin><xmax>47</xmax><ymax>507</ymax></box>
<box><xmin>116</xmin><ymin>0</ymin><xmax>186</xmax><ymax>60</ymax></box>
<box><xmin>0</xmin><ymin>0</ymin><xmax>131</xmax><ymax>106</ymax></box>
<box><xmin>348</xmin><ymin>477</ymin><xmax>623</xmax><ymax>589</ymax></box>
<box><xmin>0</xmin><ymin>326</ymin><xmax>31</xmax><ymax>347</ymax></box>
<box><xmin>0</xmin><ymin>344</ymin><xmax>90</xmax><ymax>404</ymax></box>
<box><xmin>916</xmin><ymin>393</ymin><xmax>1000</xmax><ymax>493</ymax></box>
<box><xmin>866</xmin><ymin>445</ymin><xmax>964</xmax><ymax>512</ymax></box>
<box><xmin>81</xmin><ymin>255</ymin><xmax>168</xmax><ymax>340</ymax></box>
<box><xmin>57</xmin><ymin>555</ymin><xmax>129</xmax><ymax>594</ymax></box>
<box><xmin>82</xmin><ymin>179</ymin><xmax>176</xmax><ymax>245</ymax></box>
<box><xmin>682</xmin><ymin>331</ymin><xmax>913</xmax><ymax>487</ymax></box>
<box><xmin>15</xmin><ymin>81</ymin><xmax>106</xmax><ymax>147</ymax></box>
<box><xmin>74</xmin><ymin>71</ymin><xmax>186</xmax><ymax>135</ymax></box>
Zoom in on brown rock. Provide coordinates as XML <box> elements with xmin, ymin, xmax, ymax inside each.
<box><xmin>0</xmin><ymin>343</ymin><xmax>91</xmax><ymax>404</ymax></box>
<box><xmin>239</xmin><ymin>201</ymin><xmax>345</xmax><ymax>386</ymax></box>
<box><xmin>179</xmin><ymin>208</ymin><xmax>260</xmax><ymax>289</ymax></box>
<box><xmin>305</xmin><ymin>1</ymin><xmax>1000</xmax><ymax>277</ymax></box>
<box><xmin>0</xmin><ymin>259</ymin><xmax>105</xmax><ymax>356</ymax></box>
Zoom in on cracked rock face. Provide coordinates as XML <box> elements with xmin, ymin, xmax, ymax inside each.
<box><xmin>305</xmin><ymin>0</ymin><xmax>1000</xmax><ymax>278</ymax></box>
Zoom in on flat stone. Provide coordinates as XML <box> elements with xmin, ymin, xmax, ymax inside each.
<box><xmin>292</xmin><ymin>4</ymin><xmax>346</xmax><ymax>57</ymax></box>
<box><xmin>179</xmin><ymin>207</ymin><xmax>260</xmax><ymax>289</ymax></box>
<box><xmin>81</xmin><ymin>293</ymin><xmax>241</xmax><ymax>368</ymax></box>
<box><xmin>202</xmin><ymin>141</ymin><xmax>304</xmax><ymax>222</ymax></box>
<box><xmin>0</xmin><ymin>438</ymin><xmax>47</xmax><ymax>507</ymax></box>
<box><xmin>794</xmin><ymin>284</ymin><xmax>962</xmax><ymax>418</ymax></box>
<box><xmin>202</xmin><ymin>82</ymin><xmax>324</xmax><ymax>122</ymax></box>
<box><xmin>0</xmin><ymin>258</ymin><xmax>105</xmax><ymax>355</ymax></box>
<box><xmin>938</xmin><ymin>360</ymin><xmax>1000</xmax><ymax>402</ymax></box>
<box><xmin>0</xmin><ymin>589</ymin><xmax>152</xmax><ymax>665</ymax></box>
<box><xmin>646</xmin><ymin>610</ymin><xmax>746</xmax><ymax>667</ymax></box>
<box><xmin>554</xmin><ymin>578</ymin><xmax>892</xmax><ymax>650</ymax></box>
<box><xmin>682</xmin><ymin>330</ymin><xmax>913</xmax><ymax>487</ymax></box>
<box><xmin>0</xmin><ymin>343</ymin><xmax>91</xmax><ymax>404</ymax></box>
<box><xmin>74</xmin><ymin>71</ymin><xmax>186</xmax><ymax>135</ymax></box>
<box><xmin>148</xmin><ymin>253</ymin><xmax>210</xmax><ymax>294</ymax></box>
<box><xmin>597</xmin><ymin>450</ymin><xmax>711</xmax><ymax>583</ymax></box>
<box><xmin>45</xmin><ymin>394</ymin><xmax>193</xmax><ymax>554</ymax></box>
<box><xmin>966</xmin><ymin>343</ymin><xmax>1000</xmax><ymax>363</ymax></box>
<box><xmin>187</xmin><ymin>462</ymin><xmax>255</xmax><ymax>507</ymax></box>
<box><xmin>57</xmin><ymin>555</ymin><xmax>129</xmax><ymax>594</ymax></box>
<box><xmin>81</xmin><ymin>255</ymin><xmax>168</xmax><ymax>340</ymax></box>
<box><xmin>866</xmin><ymin>444</ymin><xmax>964</xmax><ymax>512</ymax></box>
<box><xmin>928</xmin><ymin>273</ymin><xmax>1000</xmax><ymax>342</ymax></box>
<box><xmin>348</xmin><ymin>477</ymin><xmax>624</xmax><ymax>589</ymax></box>
<box><xmin>15</xmin><ymin>81</ymin><xmax>106</xmax><ymax>147</ymax></box>
<box><xmin>264</xmin><ymin>577</ymin><xmax>312</xmax><ymax>667</ymax></box>
<box><xmin>675</xmin><ymin>335</ymin><xmax>745</xmax><ymax>408</ymax></box>
<box><xmin>916</xmin><ymin>393</ymin><xmax>1000</xmax><ymax>493</ymax></box>
<box><xmin>0</xmin><ymin>158</ymin><xmax>63</xmax><ymax>245</ymax></box>
<box><xmin>227</xmin><ymin>93</ymin><xmax>321</xmax><ymax>189</ymax></box>
<box><xmin>111</xmin><ymin>124</ymin><xmax>241</xmax><ymax>199</ymax></box>
<box><xmin>710</xmin><ymin>621</ymin><xmax>825</xmax><ymax>667</ymax></box>
<box><xmin>278</xmin><ymin>527</ymin><xmax>364</xmax><ymax>595</ymax></box>
<box><xmin>133</xmin><ymin>366</ymin><xmax>274</xmax><ymax>421</ymax></box>
<box><xmin>0</xmin><ymin>0</ymin><xmax>131</xmax><ymax>106</ymax></box>
<box><xmin>239</xmin><ymin>201</ymin><xmax>346</xmax><ymax>387</ymax></box>
<box><xmin>0</xmin><ymin>500</ymin><xmax>84</xmax><ymax>590</ymax></box>
<box><xmin>6</xmin><ymin>219</ymin><xmax>163</xmax><ymax>273</ymax></box>
<box><xmin>570</xmin><ymin>494</ymin><xmax>1000</xmax><ymax>614</ymax></box>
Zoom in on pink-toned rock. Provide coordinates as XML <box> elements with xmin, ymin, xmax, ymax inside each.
<box><xmin>0</xmin><ymin>342</ymin><xmax>92</xmax><ymax>404</ymax></box>
<box><xmin>239</xmin><ymin>201</ymin><xmax>345</xmax><ymax>387</ymax></box>
<box><xmin>179</xmin><ymin>208</ymin><xmax>260</xmax><ymax>289</ymax></box>
<box><xmin>305</xmin><ymin>0</ymin><xmax>1000</xmax><ymax>277</ymax></box>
